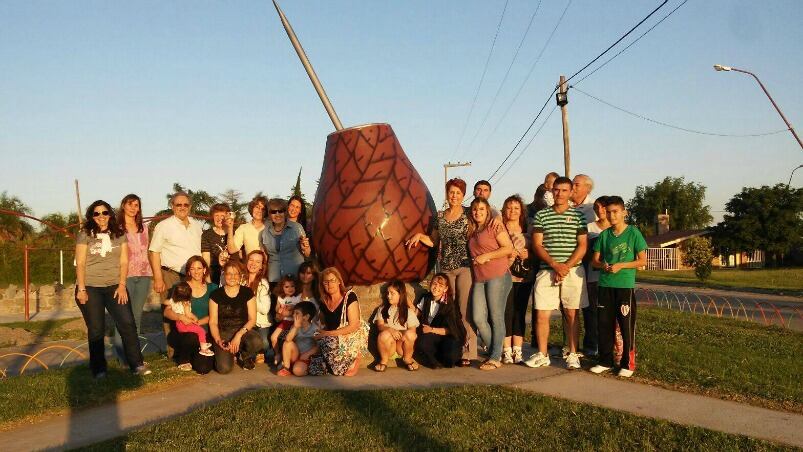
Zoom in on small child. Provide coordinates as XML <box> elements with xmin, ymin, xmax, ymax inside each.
<box><xmin>373</xmin><ymin>280</ymin><xmax>419</xmax><ymax>372</ymax></box>
<box><xmin>590</xmin><ymin>196</ymin><xmax>647</xmax><ymax>378</ymax></box>
<box><xmin>277</xmin><ymin>301</ymin><xmax>319</xmax><ymax>377</ymax></box>
<box><xmin>542</xmin><ymin>171</ymin><xmax>559</xmax><ymax>208</ymax></box>
<box><xmin>168</xmin><ymin>282</ymin><xmax>214</xmax><ymax>357</ymax></box>
<box><xmin>270</xmin><ymin>274</ymin><xmax>302</xmax><ymax>365</ymax></box>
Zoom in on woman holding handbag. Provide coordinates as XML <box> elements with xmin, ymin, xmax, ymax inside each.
<box><xmin>305</xmin><ymin>267</ymin><xmax>368</xmax><ymax>376</ymax></box>
<box><xmin>502</xmin><ymin>195</ymin><xmax>535</xmax><ymax>364</ymax></box>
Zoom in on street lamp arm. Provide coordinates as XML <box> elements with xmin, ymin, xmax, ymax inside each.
<box><xmin>729</xmin><ymin>67</ymin><xmax>802</xmax><ymax>150</ymax></box>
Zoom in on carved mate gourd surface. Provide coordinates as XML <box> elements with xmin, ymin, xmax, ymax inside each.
<box><xmin>312</xmin><ymin>123</ymin><xmax>436</xmax><ymax>285</ymax></box>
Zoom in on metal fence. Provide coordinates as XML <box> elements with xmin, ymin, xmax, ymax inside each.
<box><xmin>646</xmin><ymin>247</ymin><xmax>678</xmax><ymax>270</ymax></box>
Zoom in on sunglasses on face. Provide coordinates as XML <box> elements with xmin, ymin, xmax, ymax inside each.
<box><xmin>93</xmin><ymin>211</ymin><xmax>110</xmax><ymax>217</ymax></box>
<box><xmin>270</xmin><ymin>209</ymin><xmax>285</xmax><ymax>214</ymax></box>
<box><xmin>173</xmin><ymin>203</ymin><xmax>190</xmax><ymax>208</ymax></box>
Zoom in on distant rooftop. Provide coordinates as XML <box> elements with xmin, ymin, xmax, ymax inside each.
<box><xmin>646</xmin><ymin>229</ymin><xmax>709</xmax><ymax>248</ymax></box>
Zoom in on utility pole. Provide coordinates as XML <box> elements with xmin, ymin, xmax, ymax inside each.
<box><xmin>557</xmin><ymin>75</ymin><xmax>571</xmax><ymax>178</ymax></box>
<box><xmin>443</xmin><ymin>161</ymin><xmax>472</xmax><ymax>189</ymax></box>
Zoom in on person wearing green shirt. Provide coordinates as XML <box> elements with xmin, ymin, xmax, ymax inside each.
<box><xmin>590</xmin><ymin>196</ymin><xmax>647</xmax><ymax>377</ymax></box>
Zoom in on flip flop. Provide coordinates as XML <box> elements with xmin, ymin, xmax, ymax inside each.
<box><xmin>403</xmin><ymin>360</ymin><xmax>419</xmax><ymax>371</ymax></box>
<box><xmin>374</xmin><ymin>363</ymin><xmax>387</xmax><ymax>372</ymax></box>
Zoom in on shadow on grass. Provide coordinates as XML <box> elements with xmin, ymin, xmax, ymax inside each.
<box><xmin>64</xmin><ymin>363</ymin><xmax>143</xmax><ymax>449</ymax></box>
<box><xmin>338</xmin><ymin>389</ymin><xmax>451</xmax><ymax>451</ymax></box>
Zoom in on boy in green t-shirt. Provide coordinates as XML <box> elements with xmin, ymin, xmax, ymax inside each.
<box><xmin>590</xmin><ymin>196</ymin><xmax>647</xmax><ymax>377</ymax></box>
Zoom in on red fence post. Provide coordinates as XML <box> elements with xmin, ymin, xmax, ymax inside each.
<box><xmin>23</xmin><ymin>244</ymin><xmax>30</xmax><ymax>321</ymax></box>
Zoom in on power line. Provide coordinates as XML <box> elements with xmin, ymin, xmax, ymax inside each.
<box><xmin>492</xmin><ymin>105</ymin><xmax>559</xmax><ymax>183</ymax></box>
<box><xmin>574</xmin><ymin>0</ymin><xmax>690</xmax><ymax>85</ymax></box>
<box><xmin>477</xmin><ymin>0</ymin><xmax>573</xmax><ymax>154</ymax></box>
<box><xmin>451</xmin><ymin>0</ymin><xmax>510</xmax><ymax>160</ymax></box>
<box><xmin>464</xmin><ymin>0</ymin><xmax>544</xmax><ymax>155</ymax></box>
<box><xmin>572</xmin><ymin>86</ymin><xmax>791</xmax><ymax>137</ymax></box>
<box><xmin>487</xmin><ymin>0</ymin><xmax>670</xmax><ymax>181</ymax></box>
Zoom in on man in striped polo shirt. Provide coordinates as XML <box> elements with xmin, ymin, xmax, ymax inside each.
<box><xmin>524</xmin><ymin>176</ymin><xmax>589</xmax><ymax>370</ymax></box>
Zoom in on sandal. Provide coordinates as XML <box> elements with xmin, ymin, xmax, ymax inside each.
<box><xmin>479</xmin><ymin>359</ymin><xmax>502</xmax><ymax>371</ymax></box>
<box><xmin>177</xmin><ymin>363</ymin><xmax>192</xmax><ymax>372</ymax></box>
<box><xmin>457</xmin><ymin>359</ymin><xmax>472</xmax><ymax>368</ymax></box>
<box><xmin>277</xmin><ymin>368</ymin><xmax>292</xmax><ymax>377</ymax></box>
<box><xmin>374</xmin><ymin>363</ymin><xmax>387</xmax><ymax>373</ymax></box>
<box><xmin>344</xmin><ymin>355</ymin><xmax>360</xmax><ymax>377</ymax></box>
<box><xmin>403</xmin><ymin>360</ymin><xmax>419</xmax><ymax>371</ymax></box>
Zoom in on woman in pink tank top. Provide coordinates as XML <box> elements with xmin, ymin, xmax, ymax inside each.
<box><xmin>467</xmin><ymin>198</ymin><xmax>514</xmax><ymax>370</ymax></box>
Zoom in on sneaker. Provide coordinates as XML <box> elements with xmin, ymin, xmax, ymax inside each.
<box><xmin>255</xmin><ymin>354</ymin><xmax>265</xmax><ymax>365</ymax></box>
<box><xmin>512</xmin><ymin>347</ymin><xmax>523</xmax><ymax>364</ymax></box>
<box><xmin>199</xmin><ymin>343</ymin><xmax>215</xmax><ymax>357</ymax></box>
<box><xmin>177</xmin><ymin>363</ymin><xmax>193</xmax><ymax>372</ymax></box>
<box><xmin>523</xmin><ymin>352</ymin><xmax>551</xmax><ymax>368</ymax></box>
<box><xmin>133</xmin><ymin>365</ymin><xmax>152</xmax><ymax>376</ymax></box>
<box><xmin>501</xmin><ymin>348</ymin><xmax>513</xmax><ymax>364</ymax></box>
<box><xmin>618</xmin><ymin>368</ymin><xmax>634</xmax><ymax>378</ymax></box>
<box><xmin>566</xmin><ymin>352</ymin><xmax>581</xmax><ymax>370</ymax></box>
<box><xmin>590</xmin><ymin>364</ymin><xmax>611</xmax><ymax>374</ymax></box>
<box><xmin>561</xmin><ymin>346</ymin><xmax>570</xmax><ymax>359</ymax></box>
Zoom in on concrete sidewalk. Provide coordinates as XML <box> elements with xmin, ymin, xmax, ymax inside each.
<box><xmin>1</xmin><ymin>362</ymin><xmax>800</xmax><ymax>451</ymax></box>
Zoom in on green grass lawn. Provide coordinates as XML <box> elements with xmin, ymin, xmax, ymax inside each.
<box><xmin>0</xmin><ymin>354</ymin><xmax>195</xmax><ymax>430</ymax></box>
<box><xmin>83</xmin><ymin>386</ymin><xmax>788</xmax><ymax>451</ymax></box>
<box><xmin>622</xmin><ymin>308</ymin><xmax>802</xmax><ymax>413</ymax></box>
<box><xmin>639</xmin><ymin>268</ymin><xmax>803</xmax><ymax>294</ymax></box>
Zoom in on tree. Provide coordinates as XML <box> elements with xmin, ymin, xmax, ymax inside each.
<box><xmin>290</xmin><ymin>167</ymin><xmax>305</xmax><ymax>200</ymax></box>
<box><xmin>0</xmin><ymin>192</ymin><xmax>34</xmax><ymax>242</ymax></box>
<box><xmin>627</xmin><ymin>177</ymin><xmax>712</xmax><ymax>236</ymax></box>
<box><xmin>712</xmin><ymin>184</ymin><xmax>803</xmax><ymax>266</ymax></box>
<box><xmin>38</xmin><ymin>212</ymin><xmax>80</xmax><ymax>247</ymax></box>
<box><xmin>218</xmin><ymin>189</ymin><xmax>247</xmax><ymax>222</ymax></box>
<box><xmin>681</xmin><ymin>236</ymin><xmax>714</xmax><ymax>282</ymax></box>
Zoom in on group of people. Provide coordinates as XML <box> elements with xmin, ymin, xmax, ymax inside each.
<box><xmin>405</xmin><ymin>175</ymin><xmax>647</xmax><ymax>376</ymax></box>
<box><xmin>74</xmin><ymin>172</ymin><xmax>647</xmax><ymax>379</ymax></box>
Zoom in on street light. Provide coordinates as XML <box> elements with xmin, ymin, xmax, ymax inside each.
<box><xmin>713</xmin><ymin>64</ymin><xmax>803</xmax><ymax>151</ymax></box>
<box><xmin>789</xmin><ymin>164</ymin><xmax>803</xmax><ymax>187</ymax></box>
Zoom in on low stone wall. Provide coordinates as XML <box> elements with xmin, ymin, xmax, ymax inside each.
<box><xmin>0</xmin><ymin>283</ymin><xmax>164</xmax><ymax>316</ymax></box>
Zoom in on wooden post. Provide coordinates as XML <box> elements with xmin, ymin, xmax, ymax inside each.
<box><xmin>559</xmin><ymin>75</ymin><xmax>571</xmax><ymax>178</ymax></box>
<box><xmin>74</xmin><ymin>179</ymin><xmax>83</xmax><ymax>226</ymax></box>
<box><xmin>23</xmin><ymin>245</ymin><xmax>30</xmax><ymax>321</ymax></box>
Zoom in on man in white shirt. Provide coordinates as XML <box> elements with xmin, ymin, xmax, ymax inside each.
<box><xmin>571</xmin><ymin>174</ymin><xmax>596</xmax><ymax>224</ymax></box>
<box><xmin>149</xmin><ymin>192</ymin><xmax>203</xmax><ymax>299</ymax></box>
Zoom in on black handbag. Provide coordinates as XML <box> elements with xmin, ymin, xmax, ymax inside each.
<box><xmin>510</xmin><ymin>256</ymin><xmax>531</xmax><ymax>278</ymax></box>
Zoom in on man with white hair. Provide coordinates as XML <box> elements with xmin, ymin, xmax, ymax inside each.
<box><xmin>571</xmin><ymin>174</ymin><xmax>596</xmax><ymax>223</ymax></box>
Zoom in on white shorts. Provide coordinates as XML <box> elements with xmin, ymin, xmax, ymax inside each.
<box><xmin>532</xmin><ymin>266</ymin><xmax>589</xmax><ymax>311</ymax></box>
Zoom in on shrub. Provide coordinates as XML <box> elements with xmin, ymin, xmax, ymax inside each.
<box><xmin>681</xmin><ymin>236</ymin><xmax>714</xmax><ymax>282</ymax></box>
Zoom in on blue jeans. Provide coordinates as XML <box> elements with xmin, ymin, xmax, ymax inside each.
<box><xmin>77</xmin><ymin>285</ymin><xmax>144</xmax><ymax>375</ymax></box>
<box><xmin>113</xmin><ymin>276</ymin><xmax>151</xmax><ymax>359</ymax></box>
<box><xmin>257</xmin><ymin>326</ymin><xmax>274</xmax><ymax>359</ymax></box>
<box><xmin>472</xmin><ymin>272</ymin><xmax>512</xmax><ymax>361</ymax></box>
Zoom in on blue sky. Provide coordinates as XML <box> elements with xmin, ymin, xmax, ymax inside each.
<box><xmin>1</xmin><ymin>0</ymin><xmax>801</xmax><ymax>225</ymax></box>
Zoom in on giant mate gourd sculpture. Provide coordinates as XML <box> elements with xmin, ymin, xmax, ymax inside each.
<box><xmin>273</xmin><ymin>1</ymin><xmax>436</xmax><ymax>285</ymax></box>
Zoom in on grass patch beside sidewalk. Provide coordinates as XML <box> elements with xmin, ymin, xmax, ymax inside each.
<box><xmin>85</xmin><ymin>386</ymin><xmax>787</xmax><ymax>451</ymax></box>
<box><xmin>630</xmin><ymin>307</ymin><xmax>802</xmax><ymax>413</ymax></box>
<box><xmin>0</xmin><ymin>354</ymin><xmax>195</xmax><ymax>430</ymax></box>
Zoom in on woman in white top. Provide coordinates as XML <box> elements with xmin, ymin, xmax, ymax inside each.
<box><xmin>226</xmin><ymin>196</ymin><xmax>268</xmax><ymax>261</ymax></box>
<box><xmin>244</xmin><ymin>249</ymin><xmax>272</xmax><ymax>364</ymax></box>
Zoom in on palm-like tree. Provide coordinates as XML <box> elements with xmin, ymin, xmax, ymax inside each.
<box><xmin>0</xmin><ymin>192</ymin><xmax>34</xmax><ymax>242</ymax></box>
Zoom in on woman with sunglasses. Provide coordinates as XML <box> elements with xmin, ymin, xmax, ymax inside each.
<box><xmin>75</xmin><ymin>200</ymin><xmax>149</xmax><ymax>378</ymax></box>
<box><xmin>260</xmin><ymin>198</ymin><xmax>311</xmax><ymax>288</ymax></box>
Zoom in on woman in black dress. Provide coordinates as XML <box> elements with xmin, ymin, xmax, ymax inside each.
<box><xmin>209</xmin><ymin>261</ymin><xmax>264</xmax><ymax>373</ymax></box>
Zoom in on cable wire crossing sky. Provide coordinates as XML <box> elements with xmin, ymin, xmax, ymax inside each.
<box><xmin>0</xmin><ymin>0</ymin><xmax>801</xmax><ymax>223</ymax></box>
